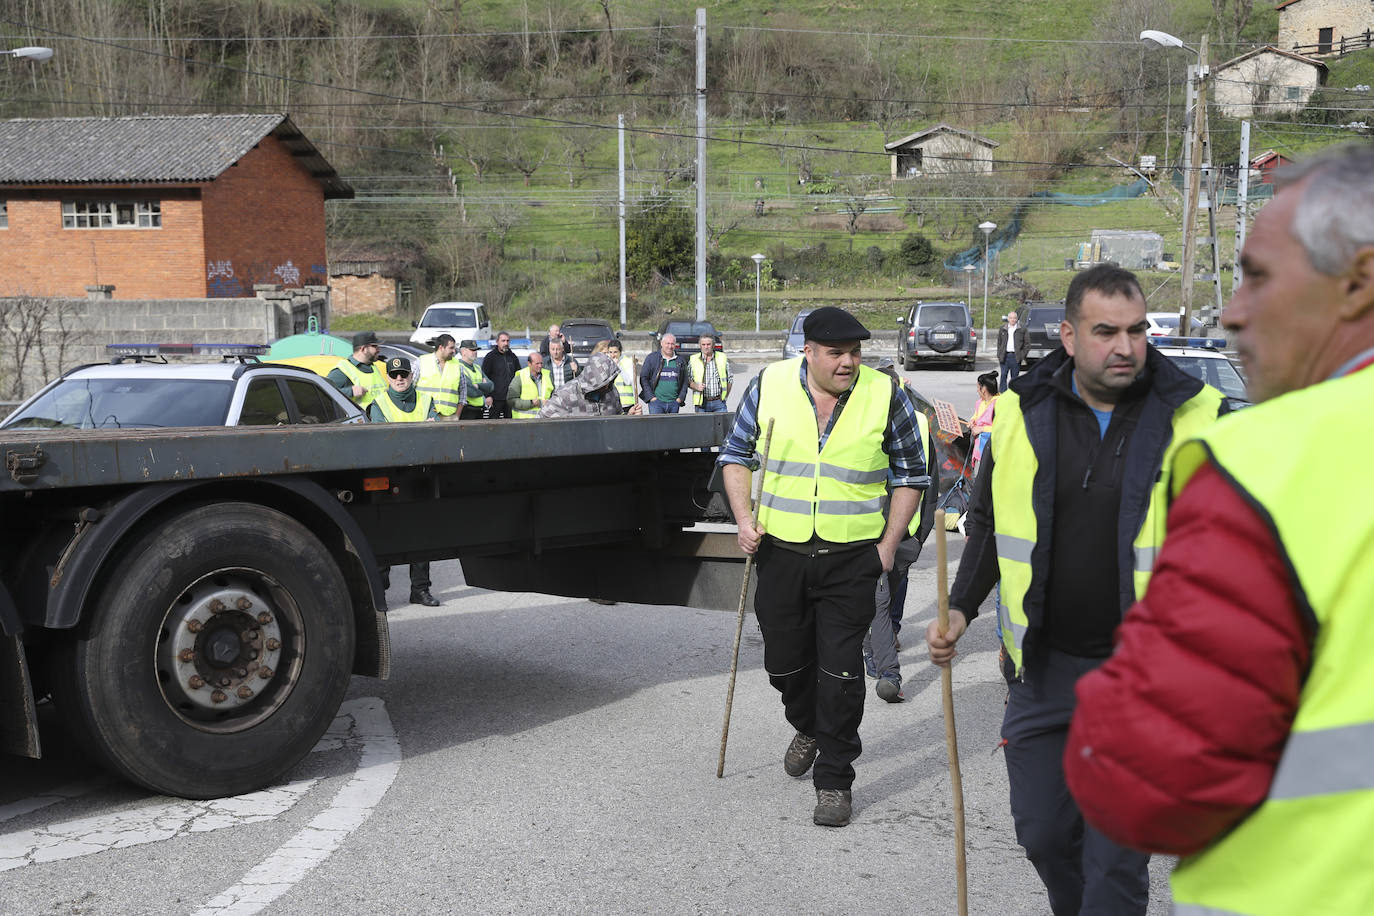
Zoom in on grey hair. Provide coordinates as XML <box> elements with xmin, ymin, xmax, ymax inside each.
<box><xmin>1275</xmin><ymin>143</ymin><xmax>1374</xmax><ymax>276</ymax></box>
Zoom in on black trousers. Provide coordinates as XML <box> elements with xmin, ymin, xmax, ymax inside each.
<box><xmin>753</xmin><ymin>538</ymin><xmax>882</xmax><ymax>790</ymax></box>
<box><xmin>381</xmin><ymin>562</ymin><xmax>430</xmax><ymax>592</ymax></box>
<box><xmin>488</xmin><ymin>399</ymin><xmax>512</xmax><ymax>419</ymax></box>
<box><xmin>1003</xmin><ymin>648</ymin><xmax>1150</xmax><ymax>916</ymax></box>
<box><xmin>459</xmin><ymin>404</ymin><xmax>485</xmax><ymax>420</ymax></box>
<box><xmin>1000</xmin><ymin>351</ymin><xmax>1020</xmax><ymax>392</ymax></box>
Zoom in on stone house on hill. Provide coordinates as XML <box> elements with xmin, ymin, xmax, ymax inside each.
<box><xmin>1277</xmin><ymin>0</ymin><xmax>1374</xmax><ymax>55</ymax></box>
<box><xmin>1213</xmin><ymin>46</ymin><xmax>1327</xmax><ymax>117</ymax></box>
<box><xmin>884</xmin><ymin>124</ymin><xmax>998</xmax><ymax>179</ymax></box>
<box><xmin>328</xmin><ymin>242</ymin><xmax>423</xmax><ymax>316</ymax></box>
<box><xmin>0</xmin><ymin>113</ymin><xmax>352</xmax><ymax>299</ymax></box>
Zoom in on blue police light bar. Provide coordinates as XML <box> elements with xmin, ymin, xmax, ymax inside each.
<box><xmin>1147</xmin><ymin>335</ymin><xmax>1224</xmax><ymax>351</ymax></box>
<box><xmin>106</xmin><ymin>343</ymin><xmax>269</xmax><ymax>356</ymax></box>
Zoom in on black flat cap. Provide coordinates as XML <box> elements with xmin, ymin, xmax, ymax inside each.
<box><xmin>803</xmin><ymin>307</ymin><xmax>870</xmax><ymax>343</ymax></box>
<box><xmin>352</xmin><ymin>330</ymin><xmax>379</xmax><ymax>349</ymax></box>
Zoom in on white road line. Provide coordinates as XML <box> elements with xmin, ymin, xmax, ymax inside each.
<box><xmin>0</xmin><ymin>779</ymin><xmax>318</xmax><ymax>872</ymax></box>
<box><xmin>0</xmin><ymin>779</ymin><xmax>110</xmax><ymax>826</ymax></box>
<box><xmin>192</xmin><ymin>696</ymin><xmax>401</xmax><ymax>916</ymax></box>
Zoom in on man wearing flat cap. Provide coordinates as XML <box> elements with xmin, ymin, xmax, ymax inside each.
<box><xmin>328</xmin><ymin>330</ymin><xmax>384</xmax><ymax>410</ymax></box>
<box><xmin>368</xmin><ymin>355</ymin><xmax>440</xmax><ymax>607</ymax></box>
<box><xmin>454</xmin><ymin>339</ymin><xmax>495</xmax><ymax>420</ymax></box>
<box><xmin>717</xmin><ymin>306</ymin><xmax>929</xmax><ymax>828</ymax></box>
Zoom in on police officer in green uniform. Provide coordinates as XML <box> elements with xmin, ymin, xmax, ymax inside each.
<box><xmin>455</xmin><ymin>340</ymin><xmax>494</xmax><ymax>420</ymax></box>
<box><xmin>328</xmin><ymin>331</ymin><xmax>384</xmax><ymax>409</ymax></box>
<box><xmin>369</xmin><ymin>356</ymin><xmax>440</xmax><ymax>607</ymax></box>
<box><xmin>718</xmin><ymin>307</ymin><xmax>928</xmax><ymax>828</ymax></box>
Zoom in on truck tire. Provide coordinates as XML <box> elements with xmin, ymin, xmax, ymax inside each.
<box><xmin>53</xmin><ymin>503</ymin><xmax>355</xmax><ymax>799</ymax></box>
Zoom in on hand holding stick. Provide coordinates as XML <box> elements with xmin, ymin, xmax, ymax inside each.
<box><xmin>935</xmin><ymin>509</ymin><xmax>969</xmax><ymax>915</ymax></box>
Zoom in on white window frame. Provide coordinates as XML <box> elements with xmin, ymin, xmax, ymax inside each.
<box><xmin>62</xmin><ymin>200</ymin><xmax>162</xmax><ymax>229</ymax></box>
<box><xmin>0</xmin><ymin>201</ymin><xmax>7</xmax><ymax>229</ymax></box>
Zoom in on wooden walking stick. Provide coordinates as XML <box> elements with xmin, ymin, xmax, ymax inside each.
<box><xmin>716</xmin><ymin>417</ymin><xmax>775</xmax><ymax>778</ymax></box>
<box><xmin>935</xmin><ymin>508</ymin><xmax>969</xmax><ymax>915</ymax></box>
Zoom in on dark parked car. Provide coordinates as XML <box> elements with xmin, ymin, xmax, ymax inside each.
<box><xmin>651</xmin><ymin>320</ymin><xmax>723</xmax><ymax>349</ymax></box>
<box><xmin>1019</xmin><ymin>301</ymin><xmax>1066</xmax><ymax>367</ymax></box>
<box><xmin>560</xmin><ymin>318</ymin><xmax>619</xmax><ymax>360</ymax></box>
<box><xmin>897</xmin><ymin>301</ymin><xmax>975</xmax><ymax>371</ymax></box>
<box><xmin>782</xmin><ymin>310</ymin><xmax>813</xmax><ymax>359</ymax></box>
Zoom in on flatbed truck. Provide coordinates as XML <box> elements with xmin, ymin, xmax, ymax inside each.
<box><xmin>0</xmin><ymin>415</ymin><xmax>739</xmax><ymax>798</ymax></box>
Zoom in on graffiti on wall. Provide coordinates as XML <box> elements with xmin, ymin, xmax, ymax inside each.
<box><xmin>205</xmin><ymin>258</ymin><xmax>325</xmax><ymax>297</ymax></box>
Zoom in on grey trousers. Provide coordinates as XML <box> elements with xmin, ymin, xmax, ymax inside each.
<box><xmin>863</xmin><ymin>536</ymin><xmax>924</xmax><ymax>679</ymax></box>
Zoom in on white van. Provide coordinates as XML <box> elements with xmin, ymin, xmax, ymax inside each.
<box><xmin>409</xmin><ymin>301</ymin><xmax>492</xmax><ymax>349</ymax></box>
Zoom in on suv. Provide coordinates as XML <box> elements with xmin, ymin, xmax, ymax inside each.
<box><xmin>559</xmin><ymin>318</ymin><xmax>619</xmax><ymax>360</ymax></box>
<box><xmin>897</xmin><ymin>301</ymin><xmax>975</xmax><ymax>371</ymax></box>
<box><xmin>2</xmin><ymin>359</ymin><xmax>366</xmax><ymax>430</ymax></box>
<box><xmin>651</xmin><ymin>320</ymin><xmax>723</xmax><ymax>349</ymax></box>
<box><xmin>1020</xmin><ymin>301</ymin><xmax>1066</xmax><ymax>367</ymax></box>
<box><xmin>409</xmin><ymin>301</ymin><xmax>492</xmax><ymax>349</ymax></box>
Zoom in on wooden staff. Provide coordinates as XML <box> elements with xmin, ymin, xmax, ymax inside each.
<box><xmin>716</xmin><ymin>417</ymin><xmax>775</xmax><ymax>778</ymax></box>
<box><xmin>935</xmin><ymin>508</ymin><xmax>969</xmax><ymax>915</ymax></box>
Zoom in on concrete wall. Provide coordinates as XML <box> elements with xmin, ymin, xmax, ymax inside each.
<box><xmin>1215</xmin><ymin>52</ymin><xmax>1324</xmax><ymax>117</ymax></box>
<box><xmin>1279</xmin><ymin>0</ymin><xmax>1374</xmax><ymax>52</ymax></box>
<box><xmin>0</xmin><ymin>285</ymin><xmax>327</xmax><ymax>399</ymax></box>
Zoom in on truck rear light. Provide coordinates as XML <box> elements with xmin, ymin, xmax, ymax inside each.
<box><xmin>363</xmin><ymin>477</ymin><xmax>390</xmax><ymax>492</ymax></box>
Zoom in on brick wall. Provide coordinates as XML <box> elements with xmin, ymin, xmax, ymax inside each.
<box><xmin>331</xmin><ymin>274</ymin><xmax>398</xmax><ymax>315</ymax></box>
<box><xmin>0</xmin><ymin>190</ymin><xmax>207</xmax><ymax>298</ymax></box>
<box><xmin>201</xmin><ymin>136</ymin><xmax>329</xmax><ymax>298</ymax></box>
<box><xmin>1279</xmin><ymin>0</ymin><xmax>1374</xmax><ymax>50</ymax></box>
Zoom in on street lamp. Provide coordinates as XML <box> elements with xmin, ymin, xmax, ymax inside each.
<box><xmin>978</xmin><ymin>221</ymin><xmax>996</xmax><ymax>357</ymax></box>
<box><xmin>963</xmin><ymin>263</ymin><xmax>976</xmax><ymax>312</ymax></box>
<box><xmin>751</xmin><ymin>253</ymin><xmax>766</xmax><ymax>333</ymax></box>
<box><xmin>1141</xmin><ymin>28</ymin><xmax>1208</xmax><ymax>333</ymax></box>
<box><xmin>2</xmin><ymin>46</ymin><xmax>54</xmax><ymax>62</ymax></box>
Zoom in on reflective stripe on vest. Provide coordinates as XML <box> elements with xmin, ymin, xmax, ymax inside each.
<box><xmin>689</xmin><ymin>351</ymin><xmax>729</xmax><ymax>406</ymax></box>
<box><xmin>755</xmin><ymin>358</ymin><xmax>892</xmax><ymax>544</ymax></box>
<box><xmin>375</xmin><ymin>390</ymin><xmax>432</xmax><ymax>423</ymax></box>
<box><xmin>459</xmin><ymin>360</ymin><xmax>485</xmax><ymax>407</ymax></box>
<box><xmin>902</xmin><ymin>407</ymin><xmax>930</xmax><ymax>537</ymax></box>
<box><xmin>616</xmin><ymin>356</ymin><xmax>636</xmax><ymax>407</ymax></box>
<box><xmin>512</xmin><ymin>369</ymin><xmax>553</xmax><ymax>419</ymax></box>
<box><xmin>1169</xmin><ymin>367</ymin><xmax>1374</xmax><ymax>916</ymax></box>
<box><xmin>990</xmin><ymin>382</ymin><xmax>1224</xmax><ymax>677</ymax></box>
<box><xmin>334</xmin><ymin>358</ymin><xmax>386</xmax><ymax>409</ymax></box>
<box><xmin>416</xmin><ymin>354</ymin><xmax>462</xmax><ymax>415</ymax></box>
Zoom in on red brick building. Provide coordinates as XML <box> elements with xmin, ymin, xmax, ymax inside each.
<box><xmin>0</xmin><ymin>114</ymin><xmax>352</xmax><ymax>299</ymax></box>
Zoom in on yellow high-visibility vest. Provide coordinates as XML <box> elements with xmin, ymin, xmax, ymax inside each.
<box><xmin>616</xmin><ymin>356</ymin><xmax>637</xmax><ymax>408</ymax></box>
<box><xmin>333</xmin><ymin>358</ymin><xmax>386</xmax><ymax>409</ymax></box>
<box><xmin>374</xmin><ymin>389</ymin><xmax>433</xmax><ymax>423</ymax></box>
<box><xmin>416</xmin><ymin>353</ymin><xmax>462</xmax><ymax>416</ymax></box>
<box><xmin>688</xmin><ymin>351</ymin><xmax>729</xmax><ymax>406</ymax></box>
<box><xmin>458</xmin><ymin>359</ymin><xmax>486</xmax><ymax>407</ymax></box>
<box><xmin>989</xmin><ymin>382</ymin><xmax>1224</xmax><ymax>676</ymax></box>
<box><xmin>1169</xmin><ymin>367</ymin><xmax>1374</xmax><ymax>916</ymax></box>
<box><xmin>755</xmin><ymin>358</ymin><xmax>892</xmax><ymax>544</ymax></box>
<box><xmin>512</xmin><ymin>369</ymin><xmax>553</xmax><ymax>419</ymax></box>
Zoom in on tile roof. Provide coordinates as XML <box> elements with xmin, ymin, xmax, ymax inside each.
<box><xmin>0</xmin><ymin>113</ymin><xmax>352</xmax><ymax>198</ymax></box>
<box><xmin>884</xmin><ymin>123</ymin><xmax>999</xmax><ymax>151</ymax></box>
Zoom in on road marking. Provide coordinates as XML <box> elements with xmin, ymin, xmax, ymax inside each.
<box><xmin>0</xmin><ymin>779</ymin><xmax>318</xmax><ymax>872</ymax></box>
<box><xmin>193</xmin><ymin>696</ymin><xmax>401</xmax><ymax>916</ymax></box>
<box><xmin>0</xmin><ymin>779</ymin><xmax>110</xmax><ymax>827</ymax></box>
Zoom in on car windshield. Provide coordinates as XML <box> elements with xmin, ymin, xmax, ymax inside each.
<box><xmin>1027</xmin><ymin>308</ymin><xmax>1063</xmax><ymax>326</ymax></box>
<box><xmin>916</xmin><ymin>306</ymin><xmax>966</xmax><ymax>327</ymax></box>
<box><xmin>4</xmin><ymin>377</ymin><xmax>236</xmax><ymax>430</ymax></box>
<box><xmin>1151</xmin><ymin>314</ymin><xmax>1204</xmax><ymax>332</ymax></box>
<box><xmin>1165</xmin><ymin>355</ymin><xmax>1249</xmax><ymax>401</ymax></box>
<box><xmin>419</xmin><ymin>308</ymin><xmax>477</xmax><ymax>328</ymax></box>
<box><xmin>790</xmin><ymin>315</ymin><xmax>809</xmax><ymax>334</ymax></box>
<box><xmin>563</xmin><ymin>323</ymin><xmax>612</xmax><ymax>341</ymax></box>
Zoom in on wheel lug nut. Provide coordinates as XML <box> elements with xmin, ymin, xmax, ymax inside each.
<box><xmin>187</xmin><ymin>619</ymin><xmax>204</xmax><ymax>633</ymax></box>
<box><xmin>219</xmin><ymin>677</ymin><xmax>232</xmax><ymax>688</ymax></box>
<box><xmin>178</xmin><ymin>649</ymin><xmax>196</xmax><ymax>663</ymax></box>
<box><xmin>236</xmin><ymin>686</ymin><xmax>254</xmax><ymax>700</ymax></box>
<box><xmin>265</xmin><ymin>638</ymin><xmax>280</xmax><ymax>651</ymax></box>
<box><xmin>249</xmin><ymin>650</ymin><xmax>259</xmax><ymax>660</ymax></box>
<box><xmin>259</xmin><ymin>667</ymin><xmax>274</xmax><ymax>679</ymax></box>
<box><xmin>245</xmin><ymin>629</ymin><xmax>259</xmax><ymax>641</ymax></box>
<box><xmin>236</xmin><ymin>597</ymin><xmax>253</xmax><ymax>610</ymax></box>
<box><xmin>211</xmin><ymin>690</ymin><xmax>227</xmax><ymax>704</ymax></box>
<box><xmin>208</xmin><ymin>599</ymin><xmax>225</xmax><ymax>613</ymax></box>
<box><xmin>256</xmin><ymin>612</ymin><xmax>272</xmax><ymax>625</ymax></box>
<box><xmin>188</xmin><ymin>675</ymin><xmax>205</xmax><ymax>689</ymax></box>
<box><xmin>235</xmin><ymin>667</ymin><xmax>248</xmax><ymax>677</ymax></box>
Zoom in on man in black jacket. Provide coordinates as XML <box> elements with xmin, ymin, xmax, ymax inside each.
<box><xmin>925</xmin><ymin>264</ymin><xmax>1227</xmax><ymax>916</ymax></box>
<box><xmin>482</xmin><ymin>331</ymin><xmax>522</xmax><ymax>419</ymax></box>
<box><xmin>997</xmin><ymin>310</ymin><xmax>1029</xmax><ymax>391</ymax></box>
<box><xmin>638</xmin><ymin>333</ymin><xmax>689</xmax><ymax>413</ymax></box>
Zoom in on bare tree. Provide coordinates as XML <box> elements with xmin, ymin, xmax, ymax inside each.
<box><xmin>0</xmin><ymin>295</ymin><xmax>84</xmax><ymax>400</ymax></box>
<box><xmin>503</xmin><ymin>141</ymin><xmax>550</xmax><ymax>187</ymax></box>
<box><xmin>1213</xmin><ymin>0</ymin><xmax>1255</xmax><ymax>46</ymax></box>
<box><xmin>597</xmin><ymin>0</ymin><xmax>616</xmax><ymax>78</ymax></box>
<box><xmin>485</xmin><ymin>200</ymin><xmax>526</xmax><ymax>256</ymax></box>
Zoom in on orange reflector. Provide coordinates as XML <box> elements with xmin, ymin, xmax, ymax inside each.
<box><xmin>362</xmin><ymin>477</ymin><xmax>390</xmax><ymax>492</ymax></box>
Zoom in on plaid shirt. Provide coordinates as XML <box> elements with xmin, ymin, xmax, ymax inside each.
<box><xmin>717</xmin><ymin>360</ymin><xmax>928</xmax><ymax>489</ymax></box>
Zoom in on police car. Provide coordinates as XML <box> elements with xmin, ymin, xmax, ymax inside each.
<box><xmin>1150</xmin><ymin>336</ymin><xmax>1251</xmax><ymax>410</ymax></box>
<box><xmin>2</xmin><ymin>345</ymin><xmax>366</xmax><ymax>430</ymax></box>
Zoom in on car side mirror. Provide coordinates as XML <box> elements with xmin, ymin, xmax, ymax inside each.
<box><xmin>411</xmin><ymin>321</ymin><xmax>418</xmax><ymax>329</ymax></box>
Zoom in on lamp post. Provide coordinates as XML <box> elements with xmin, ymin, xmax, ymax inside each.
<box><xmin>2</xmin><ymin>46</ymin><xmax>54</xmax><ymax>61</ymax></box>
<box><xmin>751</xmin><ymin>253</ymin><xmax>766</xmax><ymax>333</ymax></box>
<box><xmin>978</xmin><ymin>221</ymin><xmax>996</xmax><ymax>357</ymax></box>
<box><xmin>963</xmin><ymin>262</ymin><xmax>976</xmax><ymax>311</ymax></box>
<box><xmin>1141</xmin><ymin>28</ymin><xmax>1208</xmax><ymax>335</ymax></box>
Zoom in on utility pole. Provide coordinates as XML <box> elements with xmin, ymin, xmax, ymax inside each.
<box><xmin>694</xmin><ymin>7</ymin><xmax>707</xmax><ymax>322</ymax></box>
<box><xmin>1204</xmin><ymin>90</ymin><xmax>1225</xmax><ymax>326</ymax></box>
<box><xmin>618</xmin><ymin>113</ymin><xmax>627</xmax><ymax>331</ymax></box>
<box><xmin>1179</xmin><ymin>34</ymin><xmax>1209</xmax><ymax>335</ymax></box>
<box><xmin>1233</xmin><ymin>120</ymin><xmax>1251</xmax><ymax>294</ymax></box>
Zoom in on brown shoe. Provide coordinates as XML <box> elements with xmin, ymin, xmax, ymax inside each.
<box><xmin>813</xmin><ymin>788</ymin><xmax>852</xmax><ymax>827</ymax></box>
<box><xmin>783</xmin><ymin>732</ymin><xmax>818</xmax><ymax>777</ymax></box>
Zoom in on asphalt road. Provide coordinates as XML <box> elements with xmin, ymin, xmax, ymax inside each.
<box><xmin>0</xmin><ymin>356</ymin><xmax>1177</xmax><ymax>915</ymax></box>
